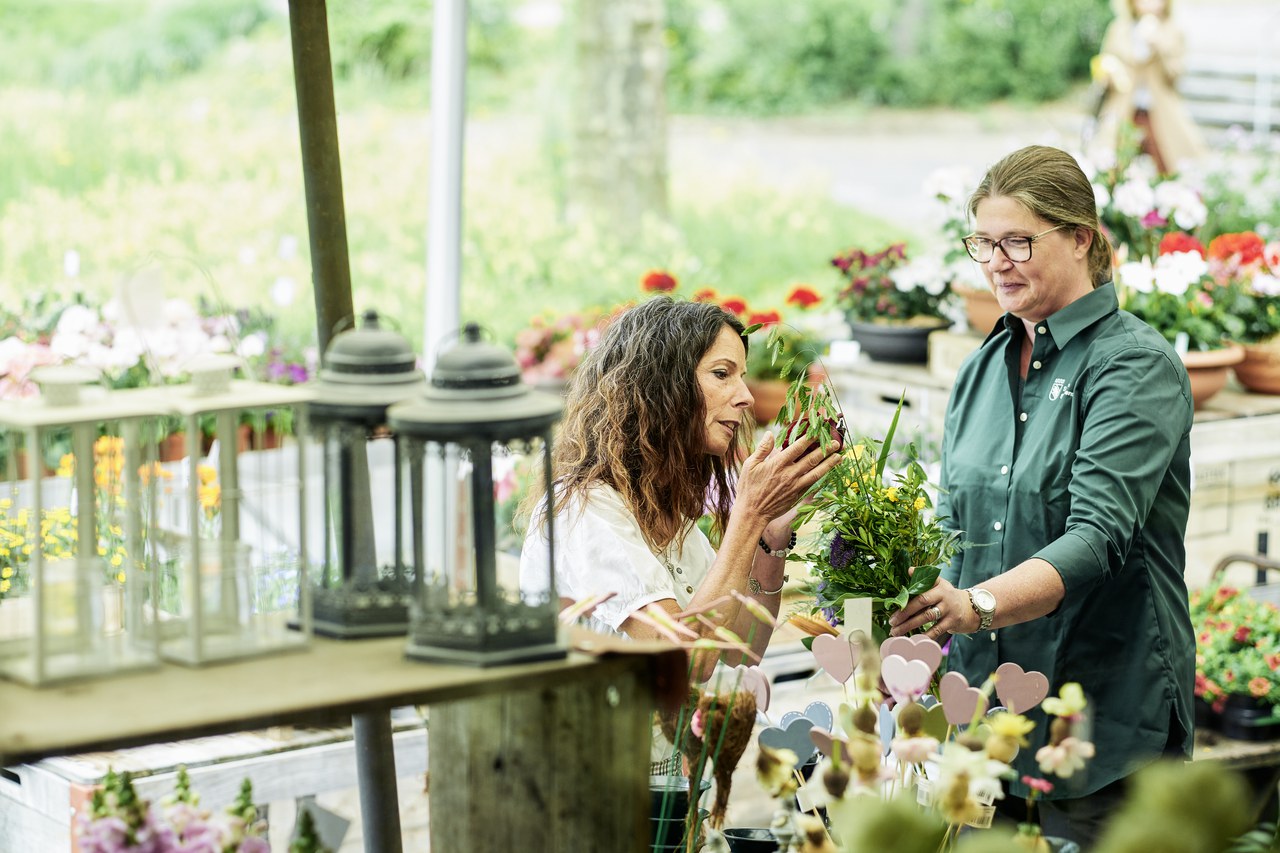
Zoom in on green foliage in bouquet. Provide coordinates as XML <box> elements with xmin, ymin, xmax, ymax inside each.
<box><xmin>787</xmin><ymin>389</ymin><xmax>964</xmax><ymax>642</ymax></box>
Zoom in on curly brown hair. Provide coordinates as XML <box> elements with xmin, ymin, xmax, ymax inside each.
<box><xmin>523</xmin><ymin>296</ymin><xmax>750</xmax><ymax>553</ymax></box>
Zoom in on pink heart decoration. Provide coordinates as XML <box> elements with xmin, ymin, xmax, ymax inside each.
<box><xmin>994</xmin><ymin>662</ymin><xmax>1050</xmax><ymax>714</ymax></box>
<box><xmin>879</xmin><ymin>635</ymin><xmax>943</xmax><ymax>675</ymax></box>
<box><xmin>809</xmin><ymin>727</ymin><xmax>850</xmax><ymax>764</ymax></box>
<box><xmin>938</xmin><ymin>671</ymin><xmax>988</xmax><ymax>727</ymax></box>
<box><xmin>727</xmin><ymin>665</ymin><xmax>771</xmax><ymax>713</ymax></box>
<box><xmin>881</xmin><ymin>654</ymin><xmax>932</xmax><ymax>705</ymax></box>
<box><xmin>811</xmin><ymin>633</ymin><xmax>860</xmax><ymax>684</ymax></box>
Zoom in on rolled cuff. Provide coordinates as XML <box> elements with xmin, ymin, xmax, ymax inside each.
<box><xmin>1034</xmin><ymin>530</ymin><xmax>1106</xmax><ymax>608</ymax></box>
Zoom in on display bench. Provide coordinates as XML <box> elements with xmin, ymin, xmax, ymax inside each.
<box><xmin>827</xmin><ymin>352</ymin><xmax>1280</xmax><ymax>590</ymax></box>
<box><xmin>0</xmin><ymin>634</ymin><xmax>682</xmax><ymax>852</ymax></box>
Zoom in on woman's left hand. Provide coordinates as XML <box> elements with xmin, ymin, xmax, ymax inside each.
<box><xmin>888</xmin><ymin>578</ymin><xmax>977</xmax><ymax>640</ymax></box>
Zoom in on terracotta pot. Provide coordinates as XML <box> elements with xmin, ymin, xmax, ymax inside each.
<box><xmin>952</xmin><ymin>283</ymin><xmax>1004</xmax><ymax>336</ymax></box>
<box><xmin>159</xmin><ymin>432</ymin><xmax>188</xmax><ymax>462</ymax></box>
<box><xmin>745</xmin><ymin>378</ymin><xmax>789</xmax><ymax>425</ymax></box>
<box><xmin>1181</xmin><ymin>345</ymin><xmax>1244</xmax><ymax>410</ymax></box>
<box><xmin>1233</xmin><ymin>339</ymin><xmax>1280</xmax><ymax>395</ymax></box>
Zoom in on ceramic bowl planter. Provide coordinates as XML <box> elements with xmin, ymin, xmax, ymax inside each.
<box><xmin>1233</xmin><ymin>338</ymin><xmax>1280</xmax><ymax>394</ymax></box>
<box><xmin>848</xmin><ymin>319</ymin><xmax>950</xmax><ymax>364</ymax></box>
<box><xmin>1181</xmin><ymin>345</ymin><xmax>1245</xmax><ymax>410</ymax></box>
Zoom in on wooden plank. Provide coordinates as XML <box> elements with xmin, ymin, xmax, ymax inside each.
<box><xmin>429</xmin><ymin>672</ymin><xmax>653</xmax><ymax>851</ymax></box>
<box><xmin>0</xmin><ymin>636</ymin><xmax>659</xmax><ymax>765</ymax></box>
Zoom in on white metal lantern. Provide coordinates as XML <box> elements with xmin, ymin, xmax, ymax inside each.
<box><xmin>304</xmin><ymin>309</ymin><xmax>426</xmax><ymax>638</ymax></box>
<box><xmin>387</xmin><ymin>324</ymin><xmax>564</xmax><ymax>666</ymax></box>
<box><xmin>0</xmin><ymin>366</ymin><xmax>164</xmax><ymax>685</ymax></box>
<box><xmin>144</xmin><ymin>355</ymin><xmax>315</xmax><ymax>664</ymax></box>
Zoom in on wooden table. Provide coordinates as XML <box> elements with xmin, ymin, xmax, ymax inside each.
<box><xmin>0</xmin><ymin>635</ymin><xmax>679</xmax><ymax>852</ymax></box>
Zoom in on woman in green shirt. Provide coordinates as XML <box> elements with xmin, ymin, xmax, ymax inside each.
<box><xmin>888</xmin><ymin>145</ymin><xmax>1196</xmax><ymax>847</ymax></box>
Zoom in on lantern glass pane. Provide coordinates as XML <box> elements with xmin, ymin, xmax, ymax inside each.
<box><xmin>147</xmin><ymin>400</ymin><xmax>307</xmax><ymax>664</ymax></box>
<box><xmin>0</xmin><ymin>417</ymin><xmax>160</xmax><ymax>685</ymax></box>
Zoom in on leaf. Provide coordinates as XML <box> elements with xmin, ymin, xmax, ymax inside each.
<box><xmin>907</xmin><ymin>564</ymin><xmax>942</xmax><ymax>595</ymax></box>
<box><xmin>875</xmin><ymin>392</ymin><xmax>905</xmax><ymax>479</ymax></box>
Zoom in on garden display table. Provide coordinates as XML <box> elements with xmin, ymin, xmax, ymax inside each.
<box><xmin>0</xmin><ymin>634</ymin><xmax>682</xmax><ymax>852</ymax></box>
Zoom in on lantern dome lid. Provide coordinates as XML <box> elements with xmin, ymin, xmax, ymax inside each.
<box><xmin>387</xmin><ymin>323</ymin><xmax>562</xmax><ymax>438</ymax></box>
<box><xmin>311</xmin><ymin>310</ymin><xmax>426</xmax><ymax>414</ymax></box>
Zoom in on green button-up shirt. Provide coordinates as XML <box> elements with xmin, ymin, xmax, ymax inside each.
<box><xmin>938</xmin><ymin>283</ymin><xmax>1195</xmax><ymax>799</ymax></box>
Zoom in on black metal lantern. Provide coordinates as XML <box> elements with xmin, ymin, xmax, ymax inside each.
<box><xmin>387</xmin><ymin>323</ymin><xmax>564</xmax><ymax>666</ymax></box>
<box><xmin>305</xmin><ymin>310</ymin><xmax>426</xmax><ymax>638</ymax></box>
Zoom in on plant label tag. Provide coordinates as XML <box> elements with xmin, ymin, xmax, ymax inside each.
<box><xmin>796</xmin><ymin>779</ymin><xmax>821</xmax><ymax>812</ymax></box>
<box><xmin>843</xmin><ymin>597</ymin><xmax>872</xmax><ymax>641</ymax></box>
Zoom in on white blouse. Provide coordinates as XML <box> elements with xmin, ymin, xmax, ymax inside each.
<box><xmin>519</xmin><ymin>483</ymin><xmax>715</xmax><ymax>635</ymax></box>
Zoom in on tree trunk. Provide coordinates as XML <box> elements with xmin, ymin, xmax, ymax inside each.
<box><xmin>569</xmin><ymin>0</ymin><xmax>669</xmax><ymax>235</ymax></box>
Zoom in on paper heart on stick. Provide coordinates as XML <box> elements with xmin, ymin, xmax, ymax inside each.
<box><xmin>720</xmin><ymin>665</ymin><xmax>772</xmax><ymax>713</ymax></box>
<box><xmin>994</xmin><ymin>662</ymin><xmax>1049</xmax><ymax>714</ymax></box>
<box><xmin>881</xmin><ymin>654</ymin><xmax>933</xmax><ymax>705</ymax></box>
<box><xmin>879</xmin><ymin>635</ymin><xmax>943</xmax><ymax>675</ymax></box>
<box><xmin>758</xmin><ymin>717</ymin><xmax>817</xmax><ymax>761</ymax></box>
<box><xmin>938</xmin><ymin>671</ymin><xmax>988</xmax><ymax>727</ymax></box>
<box><xmin>809</xmin><ymin>727</ymin><xmax>851</xmax><ymax>764</ymax></box>
<box><xmin>810</xmin><ymin>633</ymin><xmax>860</xmax><ymax>683</ymax></box>
<box><xmin>781</xmin><ymin>701</ymin><xmax>834</xmax><ymax>735</ymax></box>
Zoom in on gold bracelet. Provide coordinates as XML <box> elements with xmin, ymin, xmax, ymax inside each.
<box><xmin>748</xmin><ymin>575</ymin><xmax>788</xmax><ymax>596</ymax></box>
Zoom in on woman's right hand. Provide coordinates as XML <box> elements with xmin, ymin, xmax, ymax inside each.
<box><xmin>734</xmin><ymin>430</ymin><xmax>841</xmax><ymax>522</ymax></box>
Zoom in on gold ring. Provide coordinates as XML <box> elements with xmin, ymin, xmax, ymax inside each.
<box><xmin>928</xmin><ymin>605</ymin><xmax>941</xmax><ymax>623</ymax></box>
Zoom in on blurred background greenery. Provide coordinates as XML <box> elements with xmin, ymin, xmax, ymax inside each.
<box><xmin>0</xmin><ymin>0</ymin><xmax>1115</xmax><ymax>355</ymax></box>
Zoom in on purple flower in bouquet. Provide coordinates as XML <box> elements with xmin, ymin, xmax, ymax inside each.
<box><xmin>828</xmin><ymin>533</ymin><xmax>857</xmax><ymax>570</ymax></box>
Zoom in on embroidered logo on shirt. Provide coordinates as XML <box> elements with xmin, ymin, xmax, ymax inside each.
<box><xmin>1049</xmin><ymin>378</ymin><xmax>1074</xmax><ymax>401</ymax></box>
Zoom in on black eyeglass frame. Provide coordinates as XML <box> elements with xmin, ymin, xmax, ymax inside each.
<box><xmin>962</xmin><ymin>224</ymin><xmax>1068</xmax><ymax>263</ymax></box>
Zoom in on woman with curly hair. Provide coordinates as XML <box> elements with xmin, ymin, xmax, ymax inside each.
<box><xmin>519</xmin><ymin>296</ymin><xmax>839</xmax><ymax>687</ymax></box>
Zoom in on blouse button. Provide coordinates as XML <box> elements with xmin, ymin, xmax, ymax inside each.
<box><xmin>676</xmin><ymin>567</ymin><xmax>683</xmax><ymax>574</ymax></box>
<box><xmin>993</xmin><ymin>521</ymin><xmax>1003</xmax><ymax>531</ymax></box>
<box><xmin>686</xmin><ymin>585</ymin><xmax>694</xmax><ymax>594</ymax></box>
<box><xmin>1000</xmin><ymin>464</ymin><xmax>1009</xmax><ymax>475</ymax></box>
<box><xmin>1019</xmin><ymin>412</ymin><xmax>1028</xmax><ymax>422</ymax></box>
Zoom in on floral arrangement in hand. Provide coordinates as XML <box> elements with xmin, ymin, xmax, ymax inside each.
<box><xmin>830</xmin><ymin>242</ymin><xmax>953</xmax><ymax>326</ymax></box>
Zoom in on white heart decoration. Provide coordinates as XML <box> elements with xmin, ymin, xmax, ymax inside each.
<box><xmin>811</xmin><ymin>633</ymin><xmax>859</xmax><ymax>683</ymax></box>
<box><xmin>881</xmin><ymin>654</ymin><xmax>932</xmax><ymax>705</ymax></box>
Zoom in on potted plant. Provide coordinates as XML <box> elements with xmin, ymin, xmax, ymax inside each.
<box><xmin>830</xmin><ymin>242</ymin><xmax>954</xmax><ymax>364</ymax></box>
<box><xmin>1113</xmin><ymin>237</ymin><xmax>1244</xmax><ymax>408</ymax></box>
<box><xmin>1209</xmin><ymin>232</ymin><xmax>1280</xmax><ymax>394</ymax></box>
<box><xmin>1190</xmin><ymin>583</ymin><xmax>1280</xmax><ymax>741</ymax></box>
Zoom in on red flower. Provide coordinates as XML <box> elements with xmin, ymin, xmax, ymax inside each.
<box><xmin>1021</xmin><ymin>776</ymin><xmax>1054</xmax><ymax>794</ymax></box>
<box><xmin>1234</xmin><ymin>625</ymin><xmax>1252</xmax><ymax>644</ymax></box>
<box><xmin>1208</xmin><ymin>232</ymin><xmax>1265</xmax><ymax>265</ymax></box>
<box><xmin>1267</xmin><ymin>654</ymin><xmax>1280</xmax><ymax>672</ymax></box>
<box><xmin>641</xmin><ymin>270</ymin><xmax>678</xmax><ymax>292</ymax></box>
<box><xmin>720</xmin><ymin>297</ymin><xmax>748</xmax><ymax>316</ymax></box>
<box><xmin>692</xmin><ymin>288</ymin><xmax>719</xmax><ymax>303</ymax></box>
<box><xmin>747</xmin><ymin>310</ymin><xmax>782</xmax><ymax>327</ymax></box>
<box><xmin>785</xmin><ymin>285</ymin><xmax>822</xmax><ymax>309</ymax></box>
<box><xmin>1250</xmin><ymin>677</ymin><xmax>1272</xmax><ymax>698</ymax></box>
<box><xmin>1158</xmin><ymin>232</ymin><xmax>1206</xmax><ymax>258</ymax></box>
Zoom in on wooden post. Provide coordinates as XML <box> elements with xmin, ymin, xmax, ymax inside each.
<box><xmin>428</xmin><ymin>657</ymin><xmax>655</xmax><ymax>851</ymax></box>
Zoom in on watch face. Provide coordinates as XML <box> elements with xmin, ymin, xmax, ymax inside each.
<box><xmin>972</xmin><ymin>588</ymin><xmax>996</xmax><ymax>613</ymax></box>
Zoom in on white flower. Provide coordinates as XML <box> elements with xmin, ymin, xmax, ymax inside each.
<box><xmin>161</xmin><ymin>298</ymin><xmax>199</xmax><ymax>327</ymax></box>
<box><xmin>1153</xmin><ymin>251</ymin><xmax>1208</xmax><ymax>296</ymax></box>
<box><xmin>1117</xmin><ymin>259</ymin><xmax>1156</xmax><ymax>294</ymax></box>
<box><xmin>55</xmin><ymin>304</ymin><xmax>102</xmax><ymax>337</ymax></box>
<box><xmin>1252</xmin><ymin>273</ymin><xmax>1280</xmax><ymax>297</ymax></box>
<box><xmin>890</xmin><ymin>256</ymin><xmax>947</xmax><ymax>296</ymax></box>
<box><xmin>1035</xmin><ymin>736</ymin><xmax>1095</xmax><ymax>778</ymax></box>
<box><xmin>1112</xmin><ymin>180</ymin><xmax>1155</xmax><ymax>219</ymax></box>
<box><xmin>236</xmin><ymin>332</ymin><xmax>268</xmax><ymax>359</ymax></box>
<box><xmin>270</xmin><ymin>276</ymin><xmax>297</xmax><ymax>307</ymax></box>
<box><xmin>1092</xmin><ymin>183</ymin><xmax>1111</xmax><ymax>211</ymax></box>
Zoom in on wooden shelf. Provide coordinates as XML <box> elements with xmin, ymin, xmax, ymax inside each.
<box><xmin>0</xmin><ymin>636</ymin><xmax>658</xmax><ymax>766</ymax></box>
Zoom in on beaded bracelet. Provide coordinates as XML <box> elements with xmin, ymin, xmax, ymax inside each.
<box><xmin>757</xmin><ymin>530</ymin><xmax>798</xmax><ymax>559</ymax></box>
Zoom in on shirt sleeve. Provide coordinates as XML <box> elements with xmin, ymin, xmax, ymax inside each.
<box><xmin>519</xmin><ymin>488</ymin><xmax>682</xmax><ymax>631</ymax></box>
<box><xmin>1034</xmin><ymin>345</ymin><xmax>1192</xmax><ymax>595</ymax></box>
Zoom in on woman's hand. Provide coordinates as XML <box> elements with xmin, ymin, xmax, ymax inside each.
<box><xmin>735</xmin><ymin>431</ymin><xmax>841</xmax><ymax>524</ymax></box>
<box><xmin>888</xmin><ymin>578</ymin><xmax>977</xmax><ymax>641</ymax></box>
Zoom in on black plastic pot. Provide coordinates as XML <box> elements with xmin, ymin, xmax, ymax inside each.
<box><xmin>1218</xmin><ymin>694</ymin><xmax>1280</xmax><ymax>741</ymax></box>
<box><xmin>847</xmin><ymin>320</ymin><xmax>948</xmax><ymax>364</ymax></box>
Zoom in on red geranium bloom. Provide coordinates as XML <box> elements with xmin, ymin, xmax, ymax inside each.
<box><xmin>785</xmin><ymin>285</ymin><xmax>822</xmax><ymax>309</ymax></box>
<box><xmin>1250</xmin><ymin>676</ymin><xmax>1272</xmax><ymax>698</ymax></box>
<box><xmin>692</xmin><ymin>287</ymin><xmax>719</xmax><ymax>303</ymax></box>
<box><xmin>1207</xmin><ymin>232</ymin><xmax>1265</xmax><ymax>265</ymax></box>
<box><xmin>747</xmin><ymin>310</ymin><xmax>782</xmax><ymax>327</ymax></box>
<box><xmin>641</xmin><ymin>270</ymin><xmax>678</xmax><ymax>292</ymax></box>
<box><xmin>720</xmin><ymin>297</ymin><xmax>748</xmax><ymax>316</ymax></box>
<box><xmin>1234</xmin><ymin>625</ymin><xmax>1252</xmax><ymax>644</ymax></box>
<box><xmin>1158</xmin><ymin>232</ymin><xmax>1206</xmax><ymax>258</ymax></box>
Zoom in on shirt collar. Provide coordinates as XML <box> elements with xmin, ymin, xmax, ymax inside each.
<box><xmin>982</xmin><ymin>282</ymin><xmax>1118</xmax><ymax>348</ymax></box>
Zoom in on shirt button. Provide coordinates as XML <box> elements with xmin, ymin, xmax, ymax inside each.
<box><xmin>1000</xmin><ymin>465</ymin><xmax>1009</xmax><ymax>475</ymax></box>
<box><xmin>1037</xmin><ymin>326</ymin><xmax>1047</xmax><ymax>335</ymax></box>
<box><xmin>990</xmin><ymin>632</ymin><xmax>998</xmax><ymax>641</ymax></box>
<box><xmin>686</xmin><ymin>585</ymin><xmax>694</xmax><ymax>594</ymax></box>
<box><xmin>1019</xmin><ymin>412</ymin><xmax>1028</xmax><ymax>422</ymax></box>
<box><xmin>1032</xmin><ymin>360</ymin><xmax>1042</xmax><ymax>370</ymax></box>
<box><xmin>993</xmin><ymin>521</ymin><xmax>1003</xmax><ymax>531</ymax></box>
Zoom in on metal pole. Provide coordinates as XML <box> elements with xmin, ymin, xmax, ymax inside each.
<box><xmin>425</xmin><ymin>0</ymin><xmax>467</xmax><ymax>613</ymax></box>
<box><xmin>286</xmin><ymin>3</ymin><xmax>402</xmax><ymax>851</ymax></box>
<box><xmin>287</xmin><ymin>0</ymin><xmax>355</xmax><ymax>354</ymax></box>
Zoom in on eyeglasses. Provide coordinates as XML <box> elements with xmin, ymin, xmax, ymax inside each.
<box><xmin>962</xmin><ymin>224</ymin><xmax>1068</xmax><ymax>263</ymax></box>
